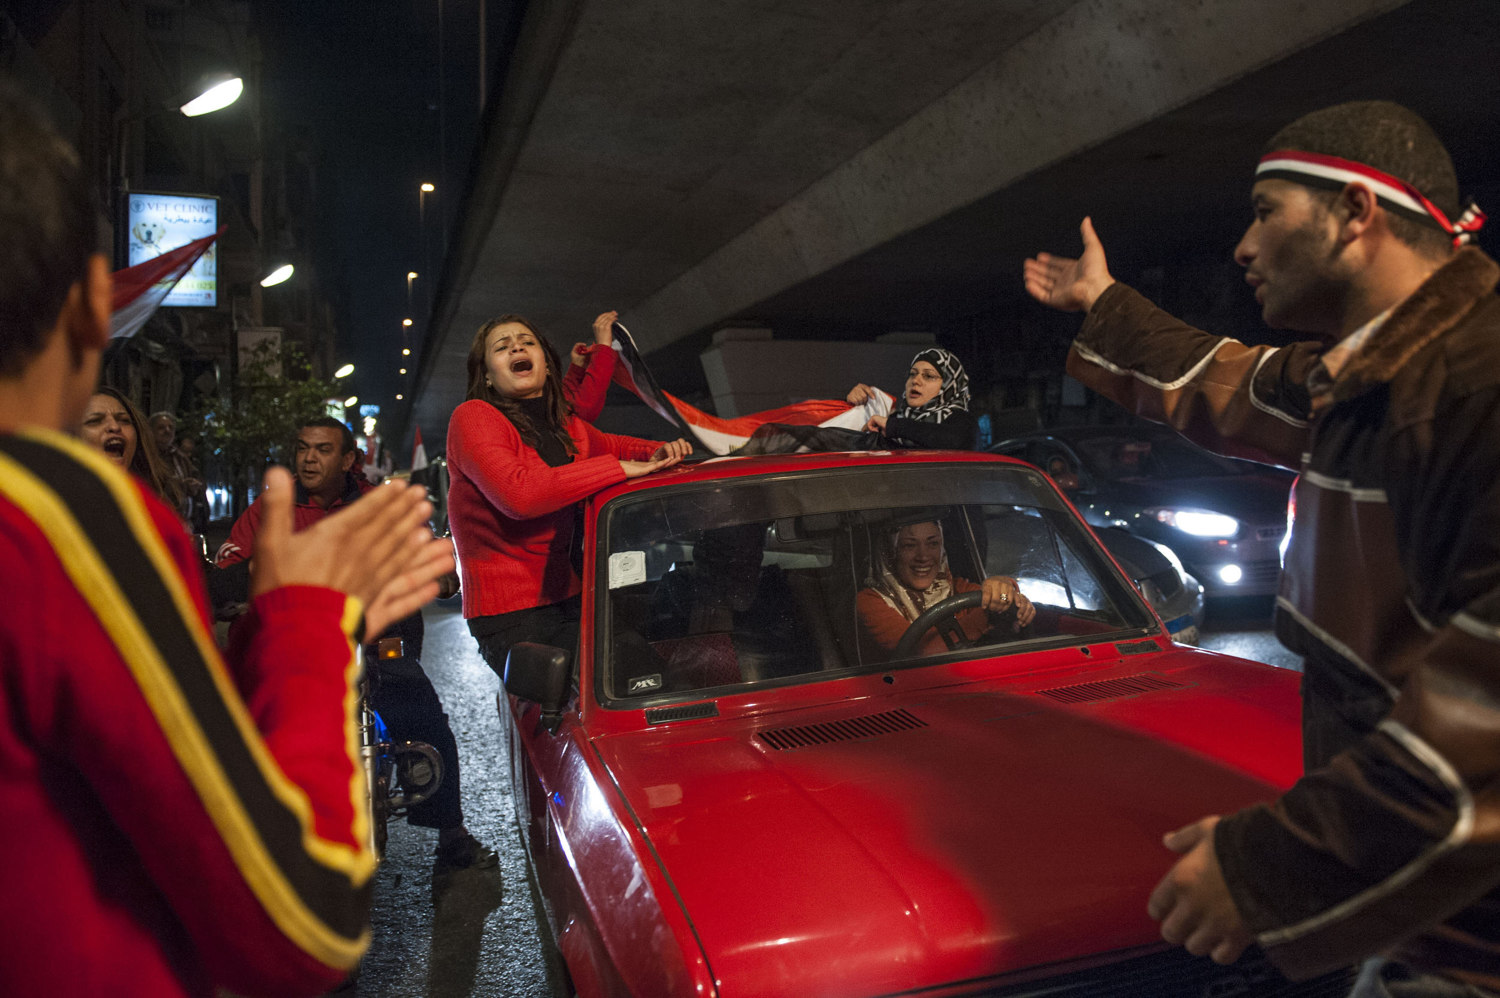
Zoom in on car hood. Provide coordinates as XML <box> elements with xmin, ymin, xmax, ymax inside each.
<box><xmin>593</xmin><ymin>651</ymin><xmax>1300</xmax><ymax>998</ymax></box>
<box><xmin>1097</xmin><ymin>474</ymin><xmax>1292</xmax><ymax>524</ymax></box>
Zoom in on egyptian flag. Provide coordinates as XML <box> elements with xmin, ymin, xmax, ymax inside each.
<box><xmin>410</xmin><ymin>425</ymin><xmax>428</xmax><ymax>473</ymax></box>
<box><xmin>109</xmin><ymin>229</ymin><xmax>224</xmax><ymax>340</ymax></box>
<box><xmin>609</xmin><ymin>322</ymin><xmax>892</xmax><ymax>455</ymax></box>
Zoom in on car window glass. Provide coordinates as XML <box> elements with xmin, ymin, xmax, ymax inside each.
<box><xmin>1073</xmin><ymin>434</ymin><xmax>1246</xmax><ymax>479</ymax></box>
<box><xmin>599</xmin><ymin>465</ymin><xmax>1155</xmax><ymax>707</ymax></box>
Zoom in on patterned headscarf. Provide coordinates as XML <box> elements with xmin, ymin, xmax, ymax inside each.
<box><xmin>893</xmin><ymin>348</ymin><xmax>969</xmax><ymax>425</ymax></box>
<box><xmin>864</xmin><ymin>520</ymin><xmax>954</xmax><ymax>623</ymax></box>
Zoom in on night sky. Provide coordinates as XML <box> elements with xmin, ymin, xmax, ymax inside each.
<box><xmin>256</xmin><ymin>0</ymin><xmax>505</xmax><ymax>419</ymax></box>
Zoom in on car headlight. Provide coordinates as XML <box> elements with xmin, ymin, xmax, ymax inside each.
<box><xmin>1149</xmin><ymin>508</ymin><xmax>1239</xmax><ymax>538</ymax></box>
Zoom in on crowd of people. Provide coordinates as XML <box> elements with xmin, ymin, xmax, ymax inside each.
<box><xmin>1</xmin><ymin>64</ymin><xmax>1495</xmax><ymax>998</ymax></box>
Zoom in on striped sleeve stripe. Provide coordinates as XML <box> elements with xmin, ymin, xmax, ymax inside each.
<box><xmin>0</xmin><ymin>431</ymin><xmax>373</xmax><ymax>969</ymax></box>
<box><xmin>1256</xmin><ymin>719</ymin><xmax>1473</xmax><ymax>947</ymax></box>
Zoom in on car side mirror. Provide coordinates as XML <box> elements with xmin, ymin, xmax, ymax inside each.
<box><xmin>503</xmin><ymin>642</ymin><xmax>572</xmax><ymax>733</ymax></box>
<box><xmin>1050</xmin><ymin>471</ymin><xmax>1081</xmax><ymax>493</ymax></box>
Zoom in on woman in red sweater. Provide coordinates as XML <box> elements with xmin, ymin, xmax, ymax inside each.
<box><xmin>446</xmin><ymin>314</ymin><xmax>689</xmax><ymax>675</ymax></box>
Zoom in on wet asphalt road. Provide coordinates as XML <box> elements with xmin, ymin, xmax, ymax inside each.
<box><xmin>352</xmin><ymin>595</ymin><xmax>1292</xmax><ymax>998</ymax></box>
<box><xmin>349</xmin><ymin>598</ymin><xmax>567</xmax><ymax>998</ymax></box>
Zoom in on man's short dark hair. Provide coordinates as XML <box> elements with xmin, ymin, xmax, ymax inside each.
<box><xmin>0</xmin><ymin>81</ymin><xmax>98</xmax><ymax>377</ymax></box>
<box><xmin>1264</xmin><ymin>101</ymin><xmax>1459</xmax><ymax>257</ymax></box>
<box><xmin>300</xmin><ymin>416</ymin><xmax>357</xmax><ymax>455</ymax></box>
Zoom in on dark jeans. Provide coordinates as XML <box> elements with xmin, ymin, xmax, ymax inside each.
<box><xmin>370</xmin><ymin>661</ymin><xmax>463</xmax><ymax>831</ymax></box>
<box><xmin>471</xmin><ymin>596</ymin><xmax>580</xmax><ymax>683</ymax></box>
<box><xmin>368</xmin><ymin>613</ymin><xmax>463</xmax><ymax>831</ymax></box>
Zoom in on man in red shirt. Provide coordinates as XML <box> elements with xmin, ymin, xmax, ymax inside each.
<box><xmin>219</xmin><ymin>417</ymin><xmax>495</xmax><ymax>868</ymax></box>
<box><xmin>0</xmin><ymin>83</ymin><xmax>453</xmax><ymax>996</ymax></box>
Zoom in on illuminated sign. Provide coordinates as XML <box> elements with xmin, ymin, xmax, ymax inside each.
<box><xmin>126</xmin><ymin>193</ymin><xmax>219</xmax><ymax>307</ymax></box>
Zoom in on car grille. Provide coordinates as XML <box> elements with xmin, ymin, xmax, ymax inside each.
<box><xmin>971</xmin><ymin>946</ymin><xmax>1354</xmax><ymax>997</ymax></box>
<box><xmin>1240</xmin><ymin>560</ymin><xmax>1283</xmax><ymax>590</ymax></box>
<box><xmin>1031</xmin><ymin>673</ymin><xmax>1186</xmax><ymax>704</ymax></box>
<box><xmin>756</xmin><ymin>708</ymin><xmax>927</xmax><ymax>751</ymax></box>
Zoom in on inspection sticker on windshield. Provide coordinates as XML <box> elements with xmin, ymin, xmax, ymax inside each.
<box><xmin>608</xmin><ymin>551</ymin><xmax>647</xmax><ymax>589</ymax></box>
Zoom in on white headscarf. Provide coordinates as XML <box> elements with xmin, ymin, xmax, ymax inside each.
<box><xmin>864</xmin><ymin>520</ymin><xmax>954</xmax><ymax>623</ymax></box>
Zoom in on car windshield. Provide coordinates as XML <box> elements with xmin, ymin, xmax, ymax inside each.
<box><xmin>597</xmin><ymin>463</ymin><xmax>1156</xmax><ymax>706</ymax></box>
<box><xmin>1071</xmin><ymin>433</ymin><xmax>1250</xmax><ymax>480</ymax></box>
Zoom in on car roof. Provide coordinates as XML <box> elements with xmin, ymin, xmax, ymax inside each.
<box><xmin>993</xmin><ymin>424</ymin><xmax>1178</xmax><ymax>449</ymax></box>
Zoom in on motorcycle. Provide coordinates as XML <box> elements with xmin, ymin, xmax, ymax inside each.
<box><xmin>360</xmin><ymin>636</ymin><xmax>444</xmax><ymax>858</ymax></box>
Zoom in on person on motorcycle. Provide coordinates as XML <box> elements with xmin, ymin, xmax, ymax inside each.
<box><xmin>217</xmin><ymin>417</ymin><xmax>495</xmax><ymax>870</ymax></box>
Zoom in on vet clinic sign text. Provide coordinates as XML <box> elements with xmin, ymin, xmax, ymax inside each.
<box><xmin>127</xmin><ymin>193</ymin><xmax>219</xmax><ymax>307</ymax></box>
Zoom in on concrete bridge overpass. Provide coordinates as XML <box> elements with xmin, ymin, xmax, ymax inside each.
<box><xmin>403</xmin><ymin>0</ymin><xmax>1499</xmax><ymax>450</ymax></box>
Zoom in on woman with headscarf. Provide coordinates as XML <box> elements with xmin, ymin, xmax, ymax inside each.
<box><xmin>846</xmin><ymin>346</ymin><xmax>976</xmax><ymax>450</ymax></box>
<box><xmin>77</xmin><ymin>386</ymin><xmax>183</xmax><ymax>509</ymax></box>
<box><xmin>856</xmin><ymin>518</ymin><xmax>1034</xmax><ymax>661</ymax></box>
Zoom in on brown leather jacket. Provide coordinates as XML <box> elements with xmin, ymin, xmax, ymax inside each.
<box><xmin>1066</xmin><ymin>247</ymin><xmax>1500</xmax><ymax>989</ymax></box>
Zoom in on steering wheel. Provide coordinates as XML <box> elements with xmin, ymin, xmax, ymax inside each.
<box><xmin>892</xmin><ymin>590</ymin><xmax>986</xmax><ymax>659</ymax></box>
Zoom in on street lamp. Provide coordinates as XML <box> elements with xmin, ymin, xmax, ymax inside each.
<box><xmin>180</xmin><ymin>76</ymin><xmax>244</xmax><ymax>117</ymax></box>
<box><xmin>406</xmin><ymin>271</ymin><xmax>417</xmax><ymax>309</ymax></box>
<box><xmin>402</xmin><ymin>348</ymin><xmax>411</xmax><ymax>356</ymax></box>
<box><xmin>334</xmin><ymin>363</ymin><xmax>355</xmax><ymax>379</ymax></box>
<box><xmin>419</xmin><ymin>182</ymin><xmax>435</xmax><ymax>226</ymax></box>
<box><xmin>344</xmin><ymin>395</ymin><xmax>359</xmax><ymax>407</ymax></box>
<box><xmin>402</xmin><ymin>318</ymin><xmax>413</xmax><ymax>327</ymax></box>
<box><xmin>259</xmin><ymin>263</ymin><xmax>294</xmax><ymax>287</ymax></box>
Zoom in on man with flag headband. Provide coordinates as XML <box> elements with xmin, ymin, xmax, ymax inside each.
<box><xmin>0</xmin><ymin>82</ymin><xmax>453</xmax><ymax>995</ymax></box>
<box><xmin>1025</xmin><ymin>101</ymin><xmax>1499</xmax><ymax>995</ymax></box>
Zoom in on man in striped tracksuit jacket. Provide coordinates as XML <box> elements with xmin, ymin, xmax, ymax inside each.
<box><xmin>0</xmin><ymin>83</ymin><xmax>450</xmax><ymax>996</ymax></box>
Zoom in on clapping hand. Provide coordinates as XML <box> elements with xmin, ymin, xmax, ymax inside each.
<box><xmin>250</xmin><ymin>467</ymin><xmax>454</xmax><ymax>637</ymax></box>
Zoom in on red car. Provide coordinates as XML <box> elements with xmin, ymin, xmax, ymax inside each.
<box><xmin>500</xmin><ymin>450</ymin><xmax>1345</xmax><ymax>997</ymax></box>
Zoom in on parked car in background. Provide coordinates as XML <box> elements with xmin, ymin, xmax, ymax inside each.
<box><xmin>497</xmin><ymin>449</ymin><xmax>1347</xmax><ymax>998</ymax></box>
<box><xmin>990</xmin><ymin>426</ymin><xmax>1296</xmax><ymax>599</ymax></box>
<box><xmin>1092</xmin><ymin>525</ymin><xmax>1204</xmax><ymax>644</ymax></box>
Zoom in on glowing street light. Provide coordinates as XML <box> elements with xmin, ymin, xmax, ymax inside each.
<box><xmin>402</xmin><ymin>318</ymin><xmax>413</xmax><ymax>327</ymax></box>
<box><xmin>333</xmin><ymin>363</ymin><xmax>355</xmax><ymax>379</ymax></box>
<box><xmin>396</xmin><ymin>394</ymin><xmax>404</xmax><ymax>401</ymax></box>
<box><xmin>180</xmin><ymin>76</ymin><xmax>244</xmax><ymax>117</ymax></box>
<box><xmin>407</xmin><ymin>271</ymin><xmax>418</xmax><ymax>280</ymax></box>
<box><xmin>259</xmin><ymin>263</ymin><xmax>294</xmax><ymax>287</ymax></box>
<box><xmin>419</xmin><ymin>182</ymin><xmax>435</xmax><ymax>227</ymax></box>
<box><xmin>402</xmin><ymin>348</ymin><xmax>411</xmax><ymax>356</ymax></box>
<box><xmin>399</xmin><ymin>368</ymin><xmax>407</xmax><ymax>375</ymax></box>
<box><xmin>343</xmin><ymin>395</ymin><xmax>359</xmax><ymax>407</ymax></box>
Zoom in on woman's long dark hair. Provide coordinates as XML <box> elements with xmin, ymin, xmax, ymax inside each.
<box><xmin>464</xmin><ymin>314</ymin><xmax>577</xmax><ymax>456</ymax></box>
<box><xmin>94</xmin><ymin>386</ymin><xmax>183</xmax><ymax>508</ymax></box>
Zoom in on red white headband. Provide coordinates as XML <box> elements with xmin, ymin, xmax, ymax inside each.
<box><xmin>1257</xmin><ymin>149</ymin><xmax>1486</xmax><ymax>247</ymax></box>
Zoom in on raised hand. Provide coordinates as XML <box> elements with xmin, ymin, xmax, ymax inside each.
<box><xmin>1023</xmin><ymin>216</ymin><xmax>1116</xmax><ymax>313</ymax></box>
<box><xmin>592</xmin><ymin>310</ymin><xmax>618</xmax><ymax>346</ymax></box>
<box><xmin>846</xmin><ymin>383</ymin><xmax>875</xmax><ymax>406</ymax></box>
